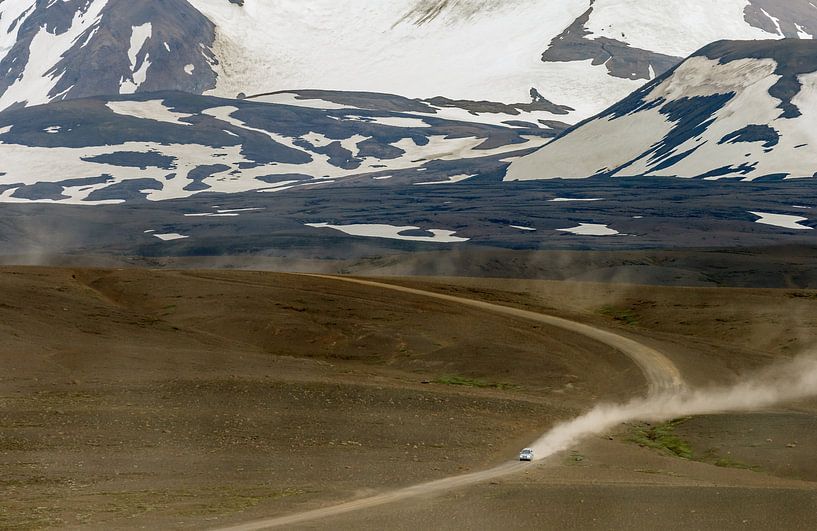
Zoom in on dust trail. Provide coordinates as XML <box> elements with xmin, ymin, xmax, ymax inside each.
<box><xmin>532</xmin><ymin>354</ymin><xmax>817</xmax><ymax>459</ymax></box>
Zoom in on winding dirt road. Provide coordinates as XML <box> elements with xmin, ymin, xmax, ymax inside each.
<box><xmin>215</xmin><ymin>275</ymin><xmax>685</xmax><ymax>531</ymax></box>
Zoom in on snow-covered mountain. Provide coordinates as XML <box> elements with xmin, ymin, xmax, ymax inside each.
<box><xmin>505</xmin><ymin>39</ymin><xmax>817</xmax><ymax>181</ymax></box>
<box><xmin>0</xmin><ymin>90</ymin><xmax>549</xmax><ymax>204</ymax></box>
<box><xmin>1</xmin><ymin>0</ymin><xmax>815</xmax><ymax>122</ymax></box>
<box><xmin>0</xmin><ymin>0</ymin><xmax>217</xmax><ymax>110</ymax></box>
<box><xmin>0</xmin><ymin>1</ymin><xmax>816</xmax><ymax>258</ymax></box>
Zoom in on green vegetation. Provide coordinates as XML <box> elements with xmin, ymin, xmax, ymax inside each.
<box><xmin>598</xmin><ymin>305</ymin><xmax>639</xmax><ymax>326</ymax></box>
<box><xmin>713</xmin><ymin>457</ymin><xmax>760</xmax><ymax>470</ymax></box>
<box><xmin>434</xmin><ymin>375</ymin><xmax>518</xmax><ymax>390</ymax></box>
<box><xmin>567</xmin><ymin>451</ymin><xmax>586</xmax><ymax>464</ymax></box>
<box><xmin>629</xmin><ymin>419</ymin><xmax>762</xmax><ymax>472</ymax></box>
<box><xmin>699</xmin><ymin>447</ymin><xmax>761</xmax><ymax>471</ymax></box>
<box><xmin>634</xmin><ymin>468</ymin><xmax>682</xmax><ymax>477</ymax></box>
<box><xmin>629</xmin><ymin>418</ymin><xmax>693</xmax><ymax>459</ymax></box>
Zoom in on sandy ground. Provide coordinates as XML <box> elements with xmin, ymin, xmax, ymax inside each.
<box><xmin>2</xmin><ymin>268</ymin><xmax>817</xmax><ymax>529</ymax></box>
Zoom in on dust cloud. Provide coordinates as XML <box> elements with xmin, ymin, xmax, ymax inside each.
<box><xmin>531</xmin><ymin>353</ymin><xmax>817</xmax><ymax>460</ymax></box>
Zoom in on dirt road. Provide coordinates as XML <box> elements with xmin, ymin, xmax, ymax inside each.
<box><xmin>309</xmin><ymin>276</ymin><xmax>685</xmax><ymax>396</ymax></box>
<box><xmin>215</xmin><ymin>275</ymin><xmax>685</xmax><ymax>530</ymax></box>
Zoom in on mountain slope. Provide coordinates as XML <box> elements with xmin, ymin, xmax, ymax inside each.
<box><xmin>505</xmin><ymin>39</ymin><xmax>817</xmax><ymax>182</ymax></box>
<box><xmin>0</xmin><ymin>90</ymin><xmax>548</xmax><ymax>204</ymax></box>
<box><xmin>1</xmin><ymin>0</ymin><xmax>814</xmax><ymax>121</ymax></box>
<box><xmin>0</xmin><ymin>0</ymin><xmax>217</xmax><ymax>111</ymax></box>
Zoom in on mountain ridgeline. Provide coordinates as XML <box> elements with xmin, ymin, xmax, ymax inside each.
<box><xmin>1</xmin><ymin>0</ymin><xmax>815</xmax><ymax>119</ymax></box>
<box><xmin>506</xmin><ymin>39</ymin><xmax>817</xmax><ymax>181</ymax></box>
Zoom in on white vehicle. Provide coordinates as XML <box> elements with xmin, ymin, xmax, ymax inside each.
<box><xmin>519</xmin><ymin>448</ymin><xmax>534</xmax><ymax>461</ymax></box>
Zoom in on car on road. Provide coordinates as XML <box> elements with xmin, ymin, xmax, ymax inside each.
<box><xmin>519</xmin><ymin>448</ymin><xmax>534</xmax><ymax>461</ymax></box>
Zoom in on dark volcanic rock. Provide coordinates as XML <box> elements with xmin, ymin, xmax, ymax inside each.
<box><xmin>541</xmin><ymin>2</ymin><xmax>681</xmax><ymax>81</ymax></box>
<box><xmin>745</xmin><ymin>0</ymin><xmax>817</xmax><ymax>38</ymax></box>
<box><xmin>184</xmin><ymin>164</ymin><xmax>231</xmax><ymax>191</ymax></box>
<box><xmin>424</xmin><ymin>96</ymin><xmax>573</xmax><ymax>117</ymax></box>
<box><xmin>82</xmin><ymin>151</ymin><xmax>177</xmax><ymax>170</ymax></box>
<box><xmin>720</xmin><ymin>125</ymin><xmax>780</xmax><ymax>149</ymax></box>
<box><xmin>85</xmin><ymin>178</ymin><xmax>164</xmax><ymax>202</ymax></box>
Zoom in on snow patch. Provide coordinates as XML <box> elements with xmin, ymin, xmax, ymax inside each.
<box><xmin>248</xmin><ymin>92</ymin><xmax>356</xmax><ymax>110</ymax></box>
<box><xmin>362</xmin><ymin>116</ymin><xmax>431</xmax><ymax>128</ymax></box>
<box><xmin>305</xmin><ymin>222</ymin><xmax>469</xmax><ymax>243</ymax></box>
<box><xmin>749</xmin><ymin>211</ymin><xmax>812</xmax><ymax>230</ymax></box>
<box><xmin>127</xmin><ymin>23</ymin><xmax>151</xmax><ymax>66</ymax></box>
<box><xmin>549</xmin><ymin>197</ymin><xmax>604</xmax><ymax>202</ymax></box>
<box><xmin>338</xmin><ymin>134</ymin><xmax>368</xmax><ymax>157</ymax></box>
<box><xmin>217</xmin><ymin>207</ymin><xmax>264</xmax><ymax>213</ymax></box>
<box><xmin>153</xmin><ymin>233</ymin><xmax>190</xmax><ymax>241</ymax></box>
<box><xmin>121</xmin><ymin>22</ymin><xmax>152</xmax><ymax>94</ymax></box>
<box><xmin>759</xmin><ymin>8</ymin><xmax>784</xmax><ymax>37</ymax></box>
<box><xmin>106</xmin><ymin>100</ymin><xmax>194</xmax><ymax>126</ymax></box>
<box><xmin>557</xmin><ymin>223</ymin><xmax>620</xmax><ymax>236</ymax></box>
<box><xmin>795</xmin><ymin>23</ymin><xmax>813</xmax><ymax>39</ymax></box>
<box><xmin>415</xmin><ymin>174</ymin><xmax>475</xmax><ymax>185</ymax></box>
<box><xmin>185</xmin><ymin>207</ymin><xmax>264</xmax><ymax>217</ymax></box>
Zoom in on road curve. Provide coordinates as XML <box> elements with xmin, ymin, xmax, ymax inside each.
<box><xmin>214</xmin><ymin>275</ymin><xmax>685</xmax><ymax>531</ymax></box>
<box><xmin>310</xmin><ymin>275</ymin><xmax>685</xmax><ymax>395</ymax></box>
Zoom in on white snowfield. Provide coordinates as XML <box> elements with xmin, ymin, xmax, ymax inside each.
<box><xmin>585</xmin><ymin>1</ymin><xmax>771</xmax><ymax>58</ymax></box>
<box><xmin>188</xmin><ymin>0</ymin><xmax>787</xmax><ymax>121</ymax></box>
<box><xmin>0</xmin><ymin>1</ymin><xmax>794</xmax><ymax>118</ymax></box>
<box><xmin>415</xmin><ymin>174</ymin><xmax>476</xmax><ymax>186</ymax></box>
<box><xmin>749</xmin><ymin>211</ymin><xmax>813</xmax><ymax>230</ymax></box>
<box><xmin>506</xmin><ymin>55</ymin><xmax>817</xmax><ymax>181</ymax></box>
<box><xmin>305</xmin><ymin>222</ymin><xmax>469</xmax><ymax>243</ymax></box>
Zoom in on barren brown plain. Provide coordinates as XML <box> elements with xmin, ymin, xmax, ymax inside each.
<box><xmin>1</xmin><ymin>267</ymin><xmax>816</xmax><ymax>529</ymax></box>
